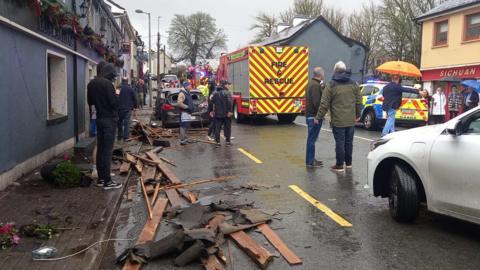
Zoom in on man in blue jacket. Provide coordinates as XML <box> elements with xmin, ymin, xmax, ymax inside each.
<box><xmin>381</xmin><ymin>75</ymin><xmax>420</xmax><ymax>137</ymax></box>
<box><xmin>117</xmin><ymin>78</ymin><xmax>138</xmax><ymax>142</ymax></box>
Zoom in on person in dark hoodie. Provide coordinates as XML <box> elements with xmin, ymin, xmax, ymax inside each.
<box><xmin>305</xmin><ymin>67</ymin><xmax>325</xmax><ymax>168</ymax></box>
<box><xmin>211</xmin><ymin>80</ymin><xmax>233</xmax><ymax>146</ymax></box>
<box><xmin>315</xmin><ymin>61</ymin><xmax>362</xmax><ymax>172</ymax></box>
<box><xmin>117</xmin><ymin>78</ymin><xmax>138</xmax><ymax>142</ymax></box>
<box><xmin>381</xmin><ymin>74</ymin><xmax>419</xmax><ymax>137</ymax></box>
<box><xmin>87</xmin><ymin>63</ymin><xmax>122</xmax><ymax>190</ymax></box>
<box><xmin>206</xmin><ymin>79</ymin><xmax>217</xmax><ymax>141</ymax></box>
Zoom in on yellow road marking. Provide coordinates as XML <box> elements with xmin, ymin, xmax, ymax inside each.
<box><xmin>238</xmin><ymin>148</ymin><xmax>263</xmax><ymax>164</ymax></box>
<box><xmin>289</xmin><ymin>185</ymin><xmax>352</xmax><ymax>227</ymax></box>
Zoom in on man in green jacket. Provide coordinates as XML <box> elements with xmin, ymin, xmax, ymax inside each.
<box><xmin>314</xmin><ymin>61</ymin><xmax>361</xmax><ymax>172</ymax></box>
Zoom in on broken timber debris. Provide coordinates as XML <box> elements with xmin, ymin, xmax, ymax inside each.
<box><xmin>257</xmin><ymin>224</ymin><xmax>302</xmax><ymax>265</ymax></box>
<box><xmin>230</xmin><ymin>230</ymin><xmax>273</xmax><ymax>269</ymax></box>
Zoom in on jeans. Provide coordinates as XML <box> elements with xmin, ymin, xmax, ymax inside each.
<box><xmin>89</xmin><ymin>119</ymin><xmax>97</xmax><ymax>137</ymax></box>
<box><xmin>381</xmin><ymin>109</ymin><xmax>397</xmax><ymax>137</ymax></box>
<box><xmin>96</xmin><ymin>117</ymin><xmax>117</xmax><ymax>184</ymax></box>
<box><xmin>332</xmin><ymin>126</ymin><xmax>355</xmax><ymax>166</ymax></box>
<box><xmin>117</xmin><ymin>110</ymin><xmax>132</xmax><ymax>140</ymax></box>
<box><xmin>214</xmin><ymin>117</ymin><xmax>232</xmax><ymax>143</ymax></box>
<box><xmin>305</xmin><ymin>117</ymin><xmax>322</xmax><ymax>165</ymax></box>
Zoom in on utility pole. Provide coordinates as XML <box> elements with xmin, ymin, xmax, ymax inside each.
<box><xmin>163</xmin><ymin>45</ymin><xmax>166</xmax><ymax>73</ymax></box>
<box><xmin>136</xmin><ymin>9</ymin><xmax>152</xmax><ymax>107</ymax></box>
<box><xmin>157</xmin><ymin>16</ymin><xmax>161</xmax><ymax>84</ymax></box>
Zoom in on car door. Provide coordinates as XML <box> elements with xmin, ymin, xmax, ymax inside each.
<box><xmin>428</xmin><ymin>110</ymin><xmax>480</xmax><ymax>220</ymax></box>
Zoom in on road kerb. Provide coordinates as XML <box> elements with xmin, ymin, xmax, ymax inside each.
<box><xmin>289</xmin><ymin>185</ymin><xmax>352</xmax><ymax>227</ymax></box>
<box><xmin>238</xmin><ymin>148</ymin><xmax>263</xmax><ymax>164</ymax></box>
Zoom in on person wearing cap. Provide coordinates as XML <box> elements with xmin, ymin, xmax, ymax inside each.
<box><xmin>211</xmin><ymin>80</ymin><xmax>233</xmax><ymax>146</ymax></box>
<box><xmin>177</xmin><ymin>82</ymin><xmax>195</xmax><ymax>145</ymax></box>
<box><xmin>381</xmin><ymin>74</ymin><xmax>420</xmax><ymax>137</ymax></box>
<box><xmin>117</xmin><ymin>77</ymin><xmax>138</xmax><ymax>142</ymax></box>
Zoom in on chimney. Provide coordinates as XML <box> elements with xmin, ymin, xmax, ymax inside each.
<box><xmin>277</xmin><ymin>23</ymin><xmax>290</xmax><ymax>33</ymax></box>
<box><xmin>292</xmin><ymin>17</ymin><xmax>309</xmax><ymax>27</ymax></box>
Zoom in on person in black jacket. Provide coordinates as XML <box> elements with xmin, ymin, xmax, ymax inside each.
<box><xmin>463</xmin><ymin>87</ymin><xmax>479</xmax><ymax>111</ymax></box>
<box><xmin>87</xmin><ymin>63</ymin><xmax>122</xmax><ymax>190</ymax></box>
<box><xmin>206</xmin><ymin>79</ymin><xmax>217</xmax><ymax>141</ymax></box>
<box><xmin>381</xmin><ymin>75</ymin><xmax>419</xmax><ymax>137</ymax></box>
<box><xmin>117</xmin><ymin>78</ymin><xmax>138</xmax><ymax>141</ymax></box>
<box><xmin>211</xmin><ymin>80</ymin><xmax>233</xmax><ymax>146</ymax></box>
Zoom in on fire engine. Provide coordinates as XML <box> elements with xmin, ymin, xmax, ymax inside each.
<box><xmin>218</xmin><ymin>46</ymin><xmax>309</xmax><ymax>123</ymax></box>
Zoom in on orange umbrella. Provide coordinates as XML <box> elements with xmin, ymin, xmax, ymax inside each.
<box><xmin>376</xmin><ymin>61</ymin><xmax>422</xmax><ymax>77</ymax></box>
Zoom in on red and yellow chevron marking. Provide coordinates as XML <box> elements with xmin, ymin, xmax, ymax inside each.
<box><xmin>250</xmin><ymin>98</ymin><xmax>303</xmax><ymax>114</ymax></box>
<box><xmin>248</xmin><ymin>46</ymin><xmax>309</xmax><ymax>99</ymax></box>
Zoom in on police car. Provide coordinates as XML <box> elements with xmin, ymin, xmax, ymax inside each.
<box><xmin>359</xmin><ymin>81</ymin><xmax>429</xmax><ymax>130</ymax></box>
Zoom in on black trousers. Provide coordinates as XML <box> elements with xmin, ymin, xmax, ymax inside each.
<box><xmin>430</xmin><ymin>115</ymin><xmax>445</xmax><ymax>125</ymax></box>
<box><xmin>332</xmin><ymin>126</ymin><xmax>355</xmax><ymax>166</ymax></box>
<box><xmin>214</xmin><ymin>117</ymin><xmax>231</xmax><ymax>143</ymax></box>
<box><xmin>96</xmin><ymin>117</ymin><xmax>117</xmax><ymax>183</ymax></box>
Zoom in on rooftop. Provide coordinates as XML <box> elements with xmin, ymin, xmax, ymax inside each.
<box><xmin>416</xmin><ymin>0</ymin><xmax>480</xmax><ymax>21</ymax></box>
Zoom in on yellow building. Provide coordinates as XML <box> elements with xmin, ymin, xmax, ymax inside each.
<box><xmin>417</xmin><ymin>0</ymin><xmax>480</xmax><ymax>119</ymax></box>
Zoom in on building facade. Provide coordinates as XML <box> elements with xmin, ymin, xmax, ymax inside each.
<box><xmin>0</xmin><ymin>0</ymin><xmax>130</xmax><ymax>190</ymax></box>
<box><xmin>259</xmin><ymin>16</ymin><xmax>368</xmax><ymax>82</ymax></box>
<box><xmin>417</xmin><ymin>0</ymin><xmax>480</xmax><ymax>119</ymax></box>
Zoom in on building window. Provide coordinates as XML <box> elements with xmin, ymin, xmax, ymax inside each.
<box><xmin>434</xmin><ymin>20</ymin><xmax>448</xmax><ymax>46</ymax></box>
<box><xmin>465</xmin><ymin>13</ymin><xmax>480</xmax><ymax>41</ymax></box>
<box><xmin>46</xmin><ymin>51</ymin><xmax>68</xmax><ymax>121</ymax></box>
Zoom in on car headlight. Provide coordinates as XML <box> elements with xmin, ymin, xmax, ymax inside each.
<box><xmin>370</xmin><ymin>138</ymin><xmax>391</xmax><ymax>151</ymax></box>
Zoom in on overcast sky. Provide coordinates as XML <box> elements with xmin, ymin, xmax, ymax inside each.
<box><xmin>113</xmin><ymin>0</ymin><xmax>377</xmax><ymax>52</ymax></box>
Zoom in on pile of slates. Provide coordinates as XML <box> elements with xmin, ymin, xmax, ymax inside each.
<box><xmin>132</xmin><ymin>120</ymin><xmax>209</xmax><ymax>147</ymax></box>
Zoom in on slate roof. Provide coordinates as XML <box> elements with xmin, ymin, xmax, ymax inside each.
<box><xmin>257</xmin><ymin>16</ymin><xmax>367</xmax><ymax>50</ymax></box>
<box><xmin>416</xmin><ymin>0</ymin><xmax>480</xmax><ymax>21</ymax></box>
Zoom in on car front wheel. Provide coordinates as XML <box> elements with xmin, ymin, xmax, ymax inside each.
<box><xmin>389</xmin><ymin>164</ymin><xmax>420</xmax><ymax>222</ymax></box>
<box><xmin>363</xmin><ymin>110</ymin><xmax>377</xmax><ymax>130</ymax></box>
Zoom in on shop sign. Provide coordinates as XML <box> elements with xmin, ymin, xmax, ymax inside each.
<box><xmin>422</xmin><ymin>65</ymin><xmax>480</xmax><ymax>81</ymax></box>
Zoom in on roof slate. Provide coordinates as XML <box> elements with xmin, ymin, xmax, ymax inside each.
<box><xmin>417</xmin><ymin>0</ymin><xmax>480</xmax><ymax>21</ymax></box>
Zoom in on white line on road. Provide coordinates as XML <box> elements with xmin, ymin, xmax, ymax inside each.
<box><xmin>294</xmin><ymin>122</ymin><xmax>375</xmax><ymax>142</ymax></box>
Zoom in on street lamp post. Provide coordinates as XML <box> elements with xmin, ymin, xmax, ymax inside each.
<box><xmin>135</xmin><ymin>9</ymin><xmax>152</xmax><ymax>107</ymax></box>
<box><xmin>157</xmin><ymin>16</ymin><xmax>161</xmax><ymax>84</ymax></box>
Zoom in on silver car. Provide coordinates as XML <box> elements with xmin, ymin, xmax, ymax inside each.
<box><xmin>367</xmin><ymin>106</ymin><xmax>480</xmax><ymax>224</ymax></box>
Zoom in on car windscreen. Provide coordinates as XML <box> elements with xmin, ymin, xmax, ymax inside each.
<box><xmin>168</xmin><ymin>92</ymin><xmax>206</xmax><ymax>106</ymax></box>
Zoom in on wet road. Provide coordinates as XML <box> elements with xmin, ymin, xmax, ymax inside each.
<box><xmin>101</xmin><ymin>116</ymin><xmax>480</xmax><ymax>270</ymax></box>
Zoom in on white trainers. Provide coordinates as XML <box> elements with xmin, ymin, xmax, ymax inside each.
<box><xmin>91</xmin><ymin>168</ymin><xmax>98</xmax><ymax>179</ymax></box>
<box><xmin>207</xmin><ymin>135</ymin><xmax>215</xmax><ymax>142</ymax></box>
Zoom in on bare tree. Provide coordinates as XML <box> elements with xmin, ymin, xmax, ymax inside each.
<box><xmin>380</xmin><ymin>0</ymin><xmax>443</xmax><ymax>65</ymax></box>
<box><xmin>322</xmin><ymin>6</ymin><xmax>347</xmax><ymax>34</ymax></box>
<box><xmin>167</xmin><ymin>12</ymin><xmax>227</xmax><ymax>65</ymax></box>
<box><xmin>279</xmin><ymin>0</ymin><xmax>325</xmax><ymax>24</ymax></box>
<box><xmin>250</xmin><ymin>12</ymin><xmax>278</xmax><ymax>43</ymax></box>
<box><xmin>347</xmin><ymin>1</ymin><xmax>385</xmax><ymax>73</ymax></box>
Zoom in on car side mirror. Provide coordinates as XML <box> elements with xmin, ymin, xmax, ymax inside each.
<box><xmin>446</xmin><ymin>120</ymin><xmax>462</xmax><ymax>136</ymax></box>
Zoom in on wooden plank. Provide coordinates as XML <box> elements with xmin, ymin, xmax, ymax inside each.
<box><xmin>181</xmin><ymin>191</ymin><xmax>197</xmax><ymax>203</ymax></box>
<box><xmin>125</xmin><ymin>153</ymin><xmax>137</xmax><ymax>164</ymax></box>
<box><xmin>161</xmin><ymin>176</ymin><xmax>235</xmax><ymax>191</ymax></box>
<box><xmin>146</xmin><ymin>151</ymin><xmax>182</xmax><ymax>184</ymax></box>
<box><xmin>140</xmin><ymin>177</ymin><xmax>153</xmax><ymax>219</ymax></box>
<box><xmin>164</xmin><ymin>188</ymin><xmax>187</xmax><ymax>208</ymax></box>
<box><xmin>134</xmin><ymin>160</ymin><xmax>144</xmax><ymax>174</ymax></box>
<box><xmin>119</xmin><ymin>162</ymin><xmax>131</xmax><ymax>174</ymax></box>
<box><xmin>230</xmin><ymin>231</ymin><xmax>273</xmax><ymax>269</ymax></box>
<box><xmin>141</xmin><ymin>165</ymin><xmax>156</xmax><ymax>181</ymax></box>
<box><xmin>257</xmin><ymin>224</ymin><xmax>302</xmax><ymax>265</ymax></box>
<box><xmin>201</xmin><ymin>255</ymin><xmax>225</xmax><ymax>270</ymax></box>
<box><xmin>151</xmin><ymin>183</ymin><xmax>160</xmax><ymax>207</ymax></box>
<box><xmin>122</xmin><ymin>198</ymin><xmax>168</xmax><ymax>270</ymax></box>
<box><xmin>127</xmin><ymin>186</ymin><xmax>135</xmax><ymax>201</ymax></box>
<box><xmin>159</xmin><ymin>156</ymin><xmax>176</xmax><ymax>167</ymax></box>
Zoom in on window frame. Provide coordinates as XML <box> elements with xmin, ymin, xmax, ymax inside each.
<box><xmin>433</xmin><ymin>19</ymin><xmax>449</xmax><ymax>48</ymax></box>
<box><xmin>463</xmin><ymin>11</ymin><xmax>480</xmax><ymax>43</ymax></box>
<box><xmin>45</xmin><ymin>50</ymin><xmax>68</xmax><ymax>123</ymax></box>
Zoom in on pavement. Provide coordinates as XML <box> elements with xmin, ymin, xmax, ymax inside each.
<box><xmin>98</xmin><ymin>115</ymin><xmax>480</xmax><ymax>270</ymax></box>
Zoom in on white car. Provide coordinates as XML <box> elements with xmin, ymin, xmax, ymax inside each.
<box><xmin>367</xmin><ymin>107</ymin><xmax>480</xmax><ymax>223</ymax></box>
